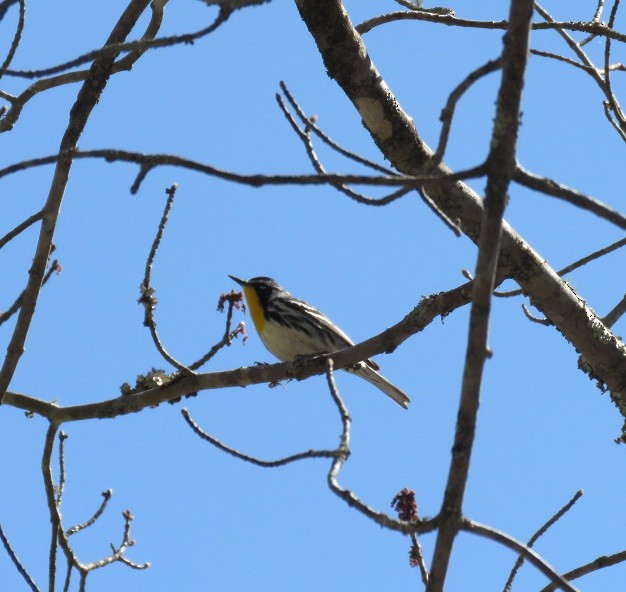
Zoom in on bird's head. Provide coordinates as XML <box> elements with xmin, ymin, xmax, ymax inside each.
<box><xmin>228</xmin><ymin>276</ymin><xmax>285</xmax><ymax>329</ymax></box>
<box><xmin>228</xmin><ymin>275</ymin><xmax>283</xmax><ymax>299</ymax></box>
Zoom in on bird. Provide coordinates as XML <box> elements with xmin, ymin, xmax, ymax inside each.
<box><xmin>228</xmin><ymin>275</ymin><xmax>410</xmax><ymax>409</ymax></box>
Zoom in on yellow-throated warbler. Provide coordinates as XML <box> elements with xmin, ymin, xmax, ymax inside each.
<box><xmin>229</xmin><ymin>275</ymin><xmax>410</xmax><ymax>409</ymax></box>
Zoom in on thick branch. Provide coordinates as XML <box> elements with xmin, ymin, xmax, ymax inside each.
<box><xmin>293</xmin><ymin>0</ymin><xmax>626</xmax><ymax>426</ymax></box>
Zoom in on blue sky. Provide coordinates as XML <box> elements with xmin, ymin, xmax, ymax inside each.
<box><xmin>1</xmin><ymin>1</ymin><xmax>626</xmax><ymax>590</ymax></box>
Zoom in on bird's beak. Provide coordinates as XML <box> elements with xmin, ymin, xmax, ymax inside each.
<box><xmin>228</xmin><ymin>275</ymin><xmax>247</xmax><ymax>287</ymax></box>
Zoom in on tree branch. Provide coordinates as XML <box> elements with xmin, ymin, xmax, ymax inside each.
<box><xmin>0</xmin><ymin>0</ymin><xmax>154</xmax><ymax>405</ymax></box>
<box><xmin>356</xmin><ymin>10</ymin><xmax>626</xmax><ymax>44</ymax></box>
<box><xmin>293</xmin><ymin>0</ymin><xmax>626</xmax><ymax>428</ymax></box>
<box><xmin>3</xmin><ymin>280</ymin><xmax>474</xmax><ymax>422</ymax></box>
<box><xmin>461</xmin><ymin>519</ymin><xmax>579</xmax><ymax>592</ymax></box>
<box><xmin>514</xmin><ymin>164</ymin><xmax>626</xmax><ymax>230</ymax></box>
<box><xmin>0</xmin><ymin>522</ymin><xmax>40</xmax><ymax>592</ymax></box>
<box><xmin>504</xmin><ymin>490</ymin><xmax>583</xmax><ymax>592</ymax></box>
<box><xmin>429</xmin><ymin>1</ymin><xmax>534</xmax><ymax>588</ymax></box>
<box><xmin>539</xmin><ymin>549</ymin><xmax>626</xmax><ymax>592</ymax></box>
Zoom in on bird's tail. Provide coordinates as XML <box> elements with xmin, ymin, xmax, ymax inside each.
<box><xmin>347</xmin><ymin>364</ymin><xmax>410</xmax><ymax>409</ymax></box>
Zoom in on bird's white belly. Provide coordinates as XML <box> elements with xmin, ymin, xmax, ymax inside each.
<box><xmin>259</xmin><ymin>320</ymin><xmax>328</xmax><ymax>361</ymax></box>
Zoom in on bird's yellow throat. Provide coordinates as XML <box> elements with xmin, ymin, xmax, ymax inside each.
<box><xmin>243</xmin><ymin>285</ymin><xmax>266</xmax><ymax>333</ymax></box>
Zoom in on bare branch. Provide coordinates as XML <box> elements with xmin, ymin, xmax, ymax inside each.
<box><xmin>42</xmin><ymin>422</ymin><xmax>62</xmax><ymax>592</ymax></box>
<box><xmin>324</xmin><ymin>360</ymin><xmax>435</xmax><ymax>535</ymax></box>
<box><xmin>539</xmin><ymin>549</ymin><xmax>626</xmax><ymax>592</ymax></box>
<box><xmin>56</xmin><ymin>432</ymin><xmax>69</xmax><ymax>507</ymax></box>
<box><xmin>139</xmin><ymin>184</ymin><xmax>194</xmax><ymax>375</ymax></box>
<box><xmin>278</xmin><ymin>81</ymin><xmax>464</xmax><ymax>232</ymax></box>
<box><xmin>181</xmin><ymin>407</ymin><xmax>337</xmax><ymax>467</ymax></box>
<box><xmin>0</xmin><ymin>148</ymin><xmax>484</xmax><ymax>191</ymax></box>
<box><xmin>2</xmin><ymin>5</ymin><xmax>232</xmax><ymax>80</ymax></box>
<box><xmin>593</xmin><ymin>0</ymin><xmax>606</xmax><ymax>22</ymax></box>
<box><xmin>275</xmin><ymin>91</ymin><xmax>409</xmax><ymax>205</ymax></box>
<box><xmin>0</xmin><ymin>522</ymin><xmax>40</xmax><ymax>592</ymax></box>
<box><xmin>514</xmin><ymin>164</ymin><xmax>626</xmax><ymax>230</ymax></box>
<box><xmin>530</xmin><ymin>48</ymin><xmax>598</xmax><ymax>73</ymax></box>
<box><xmin>428</xmin><ymin>2</ymin><xmax>534</xmax><ymax>588</ymax></box>
<box><xmin>461</xmin><ymin>519</ymin><xmax>579</xmax><ymax>592</ymax></box>
<box><xmin>0</xmin><ymin>258</ymin><xmax>61</xmax><ymax>327</ymax></box>
<box><xmin>356</xmin><ymin>10</ymin><xmax>626</xmax><ymax>45</ymax></box>
<box><xmin>433</xmin><ymin>57</ymin><xmax>502</xmax><ymax>167</ymax></box>
<box><xmin>3</xmin><ymin>280</ymin><xmax>475</xmax><ymax>422</ymax></box>
<box><xmin>0</xmin><ymin>0</ymin><xmax>170</xmax><ymax>133</ymax></box>
<box><xmin>279</xmin><ymin>81</ymin><xmax>397</xmax><ymax>175</ymax></box>
<box><xmin>522</xmin><ymin>303</ymin><xmax>552</xmax><ymax>325</ymax></box>
<box><xmin>410</xmin><ymin>533</ymin><xmax>429</xmax><ymax>584</ymax></box>
<box><xmin>496</xmin><ymin>235</ymin><xmax>626</xmax><ymax>298</ymax></box>
<box><xmin>83</xmin><ymin>509</ymin><xmax>150</xmax><ymax>572</ymax></box>
<box><xmin>188</xmin><ymin>292</ymin><xmax>246</xmax><ymax>371</ymax></box>
<box><xmin>42</xmin><ymin>427</ymin><xmax>147</xmax><ymax>584</ymax></box>
<box><xmin>0</xmin><ymin>0</ymin><xmax>154</xmax><ymax>406</ymax></box>
<box><xmin>65</xmin><ymin>490</ymin><xmax>113</xmax><ymax>537</ymax></box>
<box><xmin>533</xmin><ymin>3</ymin><xmax>626</xmax><ymax>140</ymax></box>
<box><xmin>503</xmin><ymin>490</ymin><xmax>584</xmax><ymax>592</ymax></box>
<box><xmin>0</xmin><ymin>0</ymin><xmax>24</xmax><ymax>81</ymax></box>
<box><xmin>604</xmin><ymin>293</ymin><xmax>626</xmax><ymax>327</ymax></box>
<box><xmin>277</xmin><ymin>86</ymin><xmax>463</xmax><ymax>231</ymax></box>
<box><xmin>603</xmin><ymin>1</ymin><xmax>626</xmax><ymax>132</ymax></box>
<box><xmin>0</xmin><ymin>210</ymin><xmax>43</xmax><ymax>251</ymax></box>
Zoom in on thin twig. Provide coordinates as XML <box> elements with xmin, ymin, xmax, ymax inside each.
<box><xmin>56</xmin><ymin>432</ymin><xmax>68</xmax><ymax>507</ymax></box>
<box><xmin>410</xmin><ymin>533</ymin><xmax>429</xmax><ymax>584</ymax></box>
<box><xmin>181</xmin><ymin>407</ymin><xmax>337</xmax><ymax>467</ymax></box>
<box><xmin>0</xmin><ymin>522</ymin><xmax>40</xmax><ymax>592</ymax></box>
<box><xmin>521</xmin><ymin>303</ymin><xmax>552</xmax><ymax>325</ymax></box>
<box><xmin>63</xmin><ymin>559</ymin><xmax>72</xmax><ymax>592</ymax></box>
<box><xmin>539</xmin><ymin>549</ymin><xmax>626</xmax><ymax>592</ymax></box>
<box><xmin>514</xmin><ymin>164</ymin><xmax>626</xmax><ymax>230</ymax></box>
<box><xmin>603</xmin><ymin>293</ymin><xmax>626</xmax><ymax>327</ymax></box>
<box><xmin>276</xmin><ymin>91</ymin><xmax>412</xmax><ymax>205</ymax></box>
<box><xmin>0</xmin><ymin>258</ymin><xmax>61</xmax><ymax>327</ymax></box>
<box><xmin>603</xmin><ymin>0</ymin><xmax>626</xmax><ymax>133</ymax></box>
<box><xmin>496</xmin><ymin>235</ymin><xmax>626</xmax><ymax>298</ymax></box>
<box><xmin>503</xmin><ymin>490</ymin><xmax>583</xmax><ymax>592</ymax></box>
<box><xmin>2</xmin><ymin>7</ymin><xmax>232</xmax><ymax>80</ymax></box>
<box><xmin>0</xmin><ymin>147</ymin><xmax>485</xmax><ymax>190</ymax></box>
<box><xmin>42</xmin><ymin>422</ymin><xmax>61</xmax><ymax>592</ymax></box>
<box><xmin>592</xmin><ymin>0</ymin><xmax>606</xmax><ymax>22</ymax></box>
<box><xmin>82</xmin><ymin>510</ymin><xmax>149</xmax><ymax>572</ymax></box>
<box><xmin>324</xmin><ymin>360</ymin><xmax>433</xmax><ymax>534</ymax></box>
<box><xmin>279</xmin><ymin>81</ymin><xmax>397</xmax><ymax>175</ymax></box>
<box><xmin>433</xmin><ymin>58</ymin><xmax>502</xmax><ymax>167</ymax></box>
<box><xmin>355</xmin><ymin>10</ymin><xmax>626</xmax><ymax>43</ymax></box>
<box><xmin>0</xmin><ymin>0</ymin><xmax>170</xmax><ymax>133</ymax></box>
<box><xmin>277</xmin><ymin>81</ymin><xmax>463</xmax><ymax>232</ymax></box>
<box><xmin>139</xmin><ymin>184</ymin><xmax>194</xmax><ymax>375</ymax></box>
<box><xmin>533</xmin><ymin>2</ymin><xmax>626</xmax><ymax>139</ymax></box>
<box><xmin>188</xmin><ymin>295</ymin><xmax>242</xmax><ymax>370</ymax></box>
<box><xmin>0</xmin><ymin>0</ymin><xmax>24</xmax><ymax>81</ymax></box>
<box><xmin>530</xmin><ymin>49</ymin><xmax>596</xmax><ymax>73</ymax></box>
<box><xmin>0</xmin><ymin>210</ymin><xmax>43</xmax><ymax>250</ymax></box>
<box><xmin>65</xmin><ymin>490</ymin><xmax>113</xmax><ymax>537</ymax></box>
<box><xmin>461</xmin><ymin>519</ymin><xmax>579</xmax><ymax>592</ymax></box>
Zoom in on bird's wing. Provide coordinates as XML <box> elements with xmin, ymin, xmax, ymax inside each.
<box><xmin>281</xmin><ymin>297</ymin><xmax>380</xmax><ymax>371</ymax></box>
